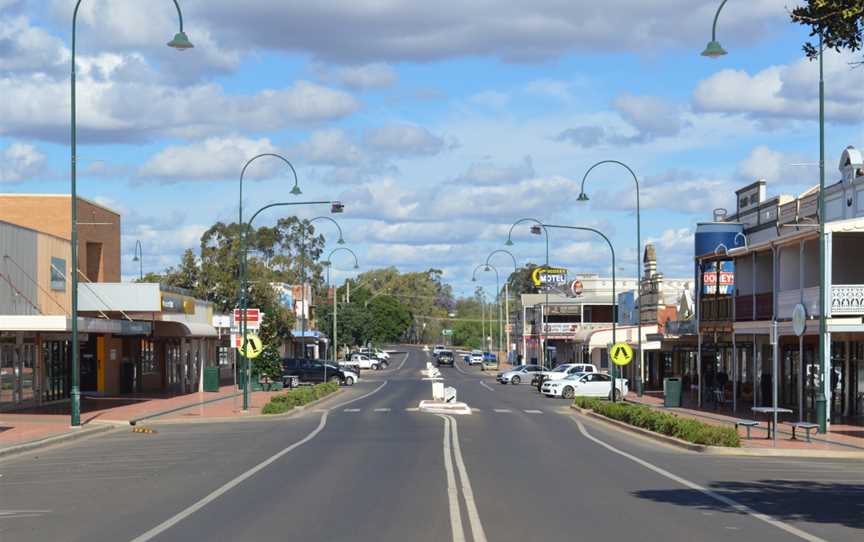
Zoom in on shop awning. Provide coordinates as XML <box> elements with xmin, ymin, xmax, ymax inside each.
<box><xmin>0</xmin><ymin>315</ymin><xmax>151</xmax><ymax>335</ymax></box>
<box><xmin>153</xmin><ymin>320</ymin><xmax>217</xmax><ymax>338</ymax></box>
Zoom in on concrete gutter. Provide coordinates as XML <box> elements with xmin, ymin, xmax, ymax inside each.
<box><xmin>0</xmin><ymin>424</ymin><xmax>117</xmax><ymax>460</ymax></box>
<box><xmin>570</xmin><ymin>405</ymin><xmax>864</xmax><ymax>459</ymax></box>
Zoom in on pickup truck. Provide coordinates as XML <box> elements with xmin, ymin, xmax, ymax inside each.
<box><xmin>341</xmin><ymin>354</ymin><xmax>382</xmax><ymax>371</ymax></box>
<box><xmin>532</xmin><ymin>363</ymin><xmax>598</xmax><ymax>388</ymax></box>
<box><xmin>282</xmin><ymin>358</ymin><xmax>358</xmax><ymax>386</ymax></box>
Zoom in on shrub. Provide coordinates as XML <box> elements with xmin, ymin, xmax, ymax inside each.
<box><xmin>573</xmin><ymin>396</ymin><xmax>740</xmax><ymax>448</ymax></box>
<box><xmin>261</xmin><ymin>382</ymin><xmax>340</xmax><ymax>415</ymax></box>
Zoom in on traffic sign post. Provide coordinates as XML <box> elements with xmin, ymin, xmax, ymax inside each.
<box><xmin>237</xmin><ymin>332</ymin><xmax>264</xmax><ymax>359</ymax></box>
<box><xmin>610</xmin><ymin>342</ymin><xmax>634</xmax><ymax>366</ymax></box>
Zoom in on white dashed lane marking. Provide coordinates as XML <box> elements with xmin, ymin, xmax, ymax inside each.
<box><xmin>374</xmin><ymin>408</ymin><xmax>391</xmax><ymax>412</ymax></box>
<box><xmin>524</xmin><ymin>410</ymin><xmax>543</xmax><ymax>414</ymax></box>
<box><xmin>493</xmin><ymin>409</ymin><xmax>512</xmax><ymax>413</ymax></box>
<box><xmin>343</xmin><ymin>409</ymin><xmax>361</xmax><ymax>412</ymax></box>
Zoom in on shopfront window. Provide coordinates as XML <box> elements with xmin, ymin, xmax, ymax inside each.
<box><xmin>141</xmin><ymin>339</ymin><xmax>157</xmax><ymax>375</ymax></box>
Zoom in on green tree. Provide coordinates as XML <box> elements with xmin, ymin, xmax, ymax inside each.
<box><xmin>792</xmin><ymin>1</ymin><xmax>864</xmax><ymax>59</ymax></box>
<box><xmin>367</xmin><ymin>295</ymin><xmax>412</xmax><ymax>343</ymax></box>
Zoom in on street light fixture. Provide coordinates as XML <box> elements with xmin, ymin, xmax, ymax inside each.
<box><xmin>132</xmin><ymin>240</ymin><xmax>143</xmax><ymax>281</ymax></box>
<box><xmin>324</xmin><ymin>247</ymin><xmax>360</xmax><ymax>371</ymax></box>
<box><xmin>485</xmin><ymin>249</ymin><xmax>518</xmax><ymax>364</ymax></box>
<box><xmin>506</xmin><ymin>218</ymin><xmax>550</xmax><ymax>369</ymax></box>
<box><xmin>528</xmin><ymin>223</ymin><xmax>620</xmax><ymax>401</ymax></box>
<box><xmin>473</xmin><ymin>263</ymin><xmax>501</xmax><ymax>358</ymax></box>
<box><xmin>702</xmin><ymin>0</ymin><xmax>828</xmax><ymax>434</ymax></box>
<box><xmin>239</xmin><ymin>200</ymin><xmax>344</xmax><ymax>411</ymax></box>
<box><xmin>69</xmin><ymin>0</ymin><xmax>193</xmax><ymax>427</ymax></box>
<box><xmin>579</xmin><ymin>159</ymin><xmax>644</xmax><ymax>396</ymax></box>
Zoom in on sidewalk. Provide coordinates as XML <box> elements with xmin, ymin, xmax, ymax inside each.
<box><xmin>0</xmin><ymin>385</ymin><xmax>282</xmax><ymax>451</ymax></box>
<box><xmin>626</xmin><ymin>391</ymin><xmax>864</xmax><ymax>452</ymax></box>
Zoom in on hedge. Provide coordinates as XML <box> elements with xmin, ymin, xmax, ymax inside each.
<box><xmin>261</xmin><ymin>382</ymin><xmax>340</xmax><ymax>414</ymax></box>
<box><xmin>573</xmin><ymin>396</ymin><xmax>740</xmax><ymax>448</ymax></box>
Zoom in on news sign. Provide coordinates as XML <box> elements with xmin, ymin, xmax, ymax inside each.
<box><xmin>702</xmin><ymin>261</ymin><xmax>734</xmax><ymax>295</ymax></box>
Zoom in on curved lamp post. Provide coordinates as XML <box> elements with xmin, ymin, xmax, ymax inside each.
<box><xmin>529</xmin><ymin>223</ymin><xmax>620</xmax><ymax>401</ymax></box>
<box><xmin>132</xmin><ymin>240</ymin><xmax>143</xmax><ymax>281</ymax></box>
<box><xmin>239</xmin><ymin>200</ymin><xmax>344</xmax><ymax>411</ymax></box>
<box><xmin>323</xmin><ymin>247</ymin><xmax>359</xmax><ymax>375</ymax></box>
<box><xmin>486</xmin><ymin>249</ymin><xmax>518</xmax><ymax>363</ymax></box>
<box><xmin>472</xmin><ymin>263</ymin><xmax>501</xmax><ymax>355</ymax></box>
<box><xmin>579</xmin><ymin>159</ymin><xmax>644</xmax><ymax>396</ymax></box>
<box><xmin>506</xmin><ymin>218</ymin><xmax>550</xmax><ymax>368</ymax></box>
<box><xmin>70</xmin><ymin>0</ymin><xmax>193</xmax><ymax>427</ymax></box>
<box><xmin>703</xmin><ymin>0</ymin><xmax>828</xmax><ymax>434</ymax></box>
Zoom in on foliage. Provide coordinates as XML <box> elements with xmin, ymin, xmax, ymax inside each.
<box><xmin>791</xmin><ymin>0</ymin><xmax>864</xmax><ymax>59</ymax></box>
<box><xmin>252</xmin><ymin>344</ymin><xmax>283</xmax><ymax>381</ymax></box>
<box><xmin>261</xmin><ymin>382</ymin><xmax>339</xmax><ymax>414</ymax></box>
<box><xmin>573</xmin><ymin>397</ymin><xmax>740</xmax><ymax>447</ymax></box>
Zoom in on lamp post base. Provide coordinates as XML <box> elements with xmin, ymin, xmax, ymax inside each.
<box><xmin>815</xmin><ymin>393</ymin><xmax>828</xmax><ymax>434</ymax></box>
<box><xmin>635</xmin><ymin>377</ymin><xmax>643</xmax><ymax>397</ymax></box>
<box><xmin>71</xmin><ymin>388</ymin><xmax>81</xmax><ymax>427</ymax></box>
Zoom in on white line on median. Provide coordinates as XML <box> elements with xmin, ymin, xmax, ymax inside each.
<box><xmin>131</xmin><ymin>380</ymin><xmax>390</xmax><ymax>542</ymax></box>
<box><xmin>571</xmin><ymin>418</ymin><xmax>827</xmax><ymax>542</ymax></box>
<box><xmin>479</xmin><ymin>381</ymin><xmax>495</xmax><ymax>392</ymax></box>
<box><xmin>440</xmin><ymin>416</ymin><xmax>466</xmax><ymax>542</ymax></box>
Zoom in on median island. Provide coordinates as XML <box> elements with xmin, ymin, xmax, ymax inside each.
<box><xmin>262</xmin><ymin>382</ymin><xmax>340</xmax><ymax>414</ymax></box>
<box><xmin>573</xmin><ymin>397</ymin><xmax>740</xmax><ymax>448</ymax></box>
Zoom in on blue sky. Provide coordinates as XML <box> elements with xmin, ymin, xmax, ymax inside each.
<box><xmin>2</xmin><ymin>0</ymin><xmax>864</xmax><ymax>299</ymax></box>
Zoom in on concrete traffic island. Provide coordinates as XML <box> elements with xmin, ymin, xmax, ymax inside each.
<box><xmin>419</xmin><ymin>381</ymin><xmax>471</xmax><ymax>415</ymax></box>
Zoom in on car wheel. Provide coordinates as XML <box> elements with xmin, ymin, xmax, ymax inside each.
<box><xmin>344</xmin><ymin>376</ymin><xmax>355</xmax><ymax>386</ymax></box>
<box><xmin>329</xmin><ymin>376</ymin><xmax>340</xmax><ymax>384</ymax></box>
<box><xmin>562</xmin><ymin>386</ymin><xmax>575</xmax><ymax>400</ymax></box>
<box><xmin>372</xmin><ymin>364</ymin><xmax>380</xmax><ymax>371</ymax></box>
<box><xmin>511</xmin><ymin>375</ymin><xmax>521</xmax><ymax>385</ymax></box>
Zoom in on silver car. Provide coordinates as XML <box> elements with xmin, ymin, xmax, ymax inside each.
<box><xmin>497</xmin><ymin>364</ymin><xmax>544</xmax><ymax>385</ymax></box>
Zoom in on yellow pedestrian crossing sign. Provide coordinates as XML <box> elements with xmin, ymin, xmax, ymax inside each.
<box><xmin>237</xmin><ymin>333</ymin><xmax>263</xmax><ymax>359</ymax></box>
<box><xmin>610</xmin><ymin>342</ymin><xmax>633</xmax><ymax>366</ymax></box>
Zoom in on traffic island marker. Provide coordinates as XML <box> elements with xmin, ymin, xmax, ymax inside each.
<box><xmin>132</xmin><ymin>426</ymin><xmax>158</xmax><ymax>434</ymax></box>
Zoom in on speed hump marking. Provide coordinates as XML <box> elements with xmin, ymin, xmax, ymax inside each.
<box><xmin>238</xmin><ymin>333</ymin><xmax>263</xmax><ymax>359</ymax></box>
<box><xmin>610</xmin><ymin>342</ymin><xmax>633</xmax><ymax>366</ymax></box>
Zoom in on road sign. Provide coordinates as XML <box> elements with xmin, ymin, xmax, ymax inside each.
<box><xmin>610</xmin><ymin>342</ymin><xmax>634</xmax><ymax>366</ymax></box>
<box><xmin>233</xmin><ymin>308</ymin><xmax>261</xmax><ymax>330</ymax></box>
<box><xmin>442</xmin><ymin>329</ymin><xmax>453</xmax><ymax>336</ymax></box>
<box><xmin>236</xmin><ymin>333</ymin><xmax>263</xmax><ymax>359</ymax></box>
<box><xmin>568</xmin><ymin>279</ymin><xmax>584</xmax><ymax>297</ymax></box>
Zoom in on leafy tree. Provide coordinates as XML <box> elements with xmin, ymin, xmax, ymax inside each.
<box><xmin>252</xmin><ymin>344</ymin><xmax>283</xmax><ymax>382</ymax></box>
<box><xmin>163</xmin><ymin>249</ymin><xmax>199</xmax><ymax>290</ymax></box>
<box><xmin>367</xmin><ymin>295</ymin><xmax>412</xmax><ymax>343</ymax></box>
<box><xmin>792</xmin><ymin>1</ymin><xmax>864</xmax><ymax>59</ymax></box>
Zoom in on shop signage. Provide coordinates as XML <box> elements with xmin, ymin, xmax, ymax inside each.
<box><xmin>568</xmin><ymin>279</ymin><xmax>584</xmax><ymax>297</ymax></box>
<box><xmin>702</xmin><ymin>261</ymin><xmax>735</xmax><ymax>295</ymax></box>
<box><xmin>531</xmin><ymin>266</ymin><xmax>568</xmax><ymax>287</ymax></box>
<box><xmin>233</xmin><ymin>308</ymin><xmax>261</xmax><ymax>330</ymax></box>
<box><xmin>161</xmin><ymin>293</ymin><xmax>195</xmax><ymax>314</ymax></box>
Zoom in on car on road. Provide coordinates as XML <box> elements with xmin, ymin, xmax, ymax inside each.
<box><xmin>480</xmin><ymin>352</ymin><xmax>498</xmax><ymax>371</ymax></box>
<box><xmin>542</xmin><ymin>372</ymin><xmax>628</xmax><ymax>400</ymax></box>
<box><xmin>340</xmin><ymin>353</ymin><xmax>382</xmax><ymax>371</ymax></box>
<box><xmin>282</xmin><ymin>358</ymin><xmax>358</xmax><ymax>386</ymax></box>
<box><xmin>497</xmin><ymin>364</ymin><xmax>544</xmax><ymax>385</ymax></box>
<box><xmin>436</xmin><ymin>350</ymin><xmax>455</xmax><ymax>367</ymax></box>
<box><xmin>468</xmin><ymin>350</ymin><xmax>484</xmax><ymax>365</ymax></box>
<box><xmin>432</xmin><ymin>345</ymin><xmax>447</xmax><ymax>356</ymax></box>
<box><xmin>358</xmin><ymin>347</ymin><xmax>390</xmax><ymax>362</ymax></box>
<box><xmin>532</xmin><ymin>363</ymin><xmax>597</xmax><ymax>388</ymax></box>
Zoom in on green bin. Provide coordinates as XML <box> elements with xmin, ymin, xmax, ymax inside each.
<box><xmin>203</xmin><ymin>367</ymin><xmax>220</xmax><ymax>392</ymax></box>
<box><xmin>664</xmin><ymin>377</ymin><xmax>682</xmax><ymax>407</ymax></box>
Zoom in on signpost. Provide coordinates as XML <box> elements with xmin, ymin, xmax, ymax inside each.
<box><xmin>236</xmin><ymin>332</ymin><xmax>263</xmax><ymax>359</ymax></box>
<box><xmin>610</xmin><ymin>342</ymin><xmax>633</xmax><ymax>402</ymax></box>
<box><xmin>233</xmin><ymin>308</ymin><xmax>261</xmax><ymax>329</ymax></box>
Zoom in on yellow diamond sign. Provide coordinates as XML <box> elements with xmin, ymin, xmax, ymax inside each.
<box><xmin>237</xmin><ymin>333</ymin><xmax>264</xmax><ymax>359</ymax></box>
<box><xmin>610</xmin><ymin>342</ymin><xmax>633</xmax><ymax>366</ymax></box>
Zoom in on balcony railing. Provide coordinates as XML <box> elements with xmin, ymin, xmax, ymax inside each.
<box><xmin>734</xmin><ymin>293</ymin><xmax>773</xmax><ymax>321</ymax></box>
<box><xmin>700</xmin><ymin>297</ymin><xmax>732</xmax><ymax>321</ymax></box>
<box><xmin>832</xmin><ymin>285</ymin><xmax>864</xmax><ymax>315</ymax></box>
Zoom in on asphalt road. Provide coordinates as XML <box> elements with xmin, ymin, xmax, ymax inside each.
<box><xmin>0</xmin><ymin>346</ymin><xmax>861</xmax><ymax>542</ymax></box>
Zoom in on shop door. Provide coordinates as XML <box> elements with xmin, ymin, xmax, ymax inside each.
<box><xmin>1</xmin><ymin>343</ymin><xmax>16</xmax><ymax>407</ymax></box>
<box><xmin>80</xmin><ymin>340</ymin><xmax>98</xmax><ymax>392</ymax></box>
<box><xmin>43</xmin><ymin>340</ymin><xmax>70</xmax><ymax>403</ymax></box>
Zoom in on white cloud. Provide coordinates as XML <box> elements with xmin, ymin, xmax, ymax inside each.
<box><xmin>453</xmin><ymin>155</ymin><xmax>534</xmax><ymax>185</ymax></box>
<box><xmin>364</xmin><ymin>124</ymin><xmax>446</xmax><ymax>156</ymax></box>
<box><xmin>138</xmin><ymin>136</ymin><xmax>278</xmax><ymax>181</ymax></box>
<box><xmin>692</xmin><ymin>50</ymin><xmax>864</xmax><ymax>124</ymax></box>
<box><xmin>469</xmin><ymin>90</ymin><xmax>510</xmax><ymax>109</ymax></box>
<box><xmin>613</xmin><ymin>94</ymin><xmax>689</xmax><ymax>141</ymax></box>
<box><xmin>296</xmin><ymin>129</ymin><xmax>364</xmax><ymax>166</ymax></box>
<box><xmin>736</xmin><ymin>145</ymin><xmax>814</xmax><ymax>189</ymax></box>
<box><xmin>0</xmin><ymin>142</ymin><xmax>46</xmax><ymax>183</ymax></box>
<box><xmin>330</xmin><ymin>63</ymin><xmax>397</xmax><ymax>90</ymax></box>
<box><xmin>0</xmin><ymin>15</ymin><xmax>67</xmax><ymax>74</ymax></box>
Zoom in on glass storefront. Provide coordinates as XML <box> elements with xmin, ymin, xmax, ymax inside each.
<box><xmin>0</xmin><ymin>341</ymin><xmax>36</xmax><ymax>408</ymax></box>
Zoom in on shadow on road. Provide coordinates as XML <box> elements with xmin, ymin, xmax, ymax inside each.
<box><xmin>633</xmin><ymin>479</ymin><xmax>864</xmax><ymax>530</ymax></box>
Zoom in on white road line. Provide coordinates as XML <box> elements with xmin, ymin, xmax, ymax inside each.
<box><xmin>374</xmin><ymin>408</ymin><xmax>391</xmax><ymax>412</ymax></box>
<box><xmin>524</xmin><ymin>410</ymin><xmax>543</xmax><ymax>414</ymax></box>
<box><xmin>132</xmin><ymin>380</ymin><xmax>390</xmax><ymax>542</ymax></box>
<box><xmin>479</xmin><ymin>380</ymin><xmax>495</xmax><ymax>392</ymax></box>
<box><xmin>343</xmin><ymin>409</ymin><xmax>361</xmax><ymax>412</ymax></box>
<box><xmin>493</xmin><ymin>409</ymin><xmax>511</xmax><ymax>413</ymax></box>
<box><xmin>571</xmin><ymin>418</ymin><xmax>827</xmax><ymax>542</ymax></box>
<box><xmin>446</xmin><ymin>415</ymin><xmax>488</xmax><ymax>542</ymax></box>
<box><xmin>396</xmin><ymin>353</ymin><xmax>410</xmax><ymax>371</ymax></box>
<box><xmin>440</xmin><ymin>416</ymin><xmax>466</xmax><ymax>542</ymax></box>
<box><xmin>405</xmin><ymin>407</ymin><xmax>420</xmax><ymax>412</ymax></box>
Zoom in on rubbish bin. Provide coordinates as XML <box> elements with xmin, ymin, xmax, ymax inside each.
<box><xmin>664</xmin><ymin>377</ymin><xmax>682</xmax><ymax>408</ymax></box>
<box><xmin>203</xmin><ymin>367</ymin><xmax>220</xmax><ymax>392</ymax></box>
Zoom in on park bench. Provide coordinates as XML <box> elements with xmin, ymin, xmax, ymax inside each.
<box><xmin>791</xmin><ymin>422</ymin><xmax>819</xmax><ymax>443</ymax></box>
<box><xmin>734</xmin><ymin>419</ymin><xmax>759</xmax><ymax>440</ymax></box>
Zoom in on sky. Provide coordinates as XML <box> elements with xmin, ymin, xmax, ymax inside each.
<box><xmin>2</xmin><ymin>0</ymin><xmax>864</xmax><ymax>299</ymax></box>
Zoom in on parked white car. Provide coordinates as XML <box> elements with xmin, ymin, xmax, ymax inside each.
<box><xmin>542</xmin><ymin>372</ymin><xmax>628</xmax><ymax>400</ymax></box>
<box><xmin>432</xmin><ymin>345</ymin><xmax>446</xmax><ymax>356</ymax></box>
<box><xmin>533</xmin><ymin>363</ymin><xmax>597</xmax><ymax>387</ymax></box>
<box><xmin>341</xmin><ymin>354</ymin><xmax>381</xmax><ymax>371</ymax></box>
<box><xmin>497</xmin><ymin>364</ymin><xmax>544</xmax><ymax>385</ymax></box>
<box><xmin>469</xmin><ymin>351</ymin><xmax>484</xmax><ymax>365</ymax></box>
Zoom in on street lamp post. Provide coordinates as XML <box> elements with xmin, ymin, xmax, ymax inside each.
<box><xmin>132</xmin><ymin>240</ymin><xmax>143</xmax><ymax>281</ymax></box>
<box><xmin>579</xmin><ymin>160</ymin><xmax>643</xmax><ymax>396</ymax></box>
<box><xmin>506</xmin><ymin>218</ymin><xmax>550</xmax><ymax>369</ymax></box>
<box><xmin>486</xmin><ymin>250</ymin><xmax>518</xmax><ymax>364</ymax></box>
<box><xmin>702</xmin><ymin>0</ymin><xmax>828</xmax><ymax>433</ymax></box>
<box><xmin>69</xmin><ymin>0</ymin><xmax>193</xmax><ymax>427</ymax></box>
<box><xmin>515</xmin><ymin>223</ymin><xmax>620</xmax><ymax>401</ymax></box>
<box><xmin>472</xmin><ymin>264</ymin><xmax>501</xmax><ymax>357</ymax></box>
<box><xmin>324</xmin><ymin>247</ymin><xmax>359</xmax><ymax>366</ymax></box>
<box><xmin>239</xmin><ymin>200</ymin><xmax>343</xmax><ymax>411</ymax></box>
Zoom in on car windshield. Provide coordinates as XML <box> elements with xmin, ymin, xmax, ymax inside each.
<box><xmin>564</xmin><ymin>372</ymin><xmax>586</xmax><ymax>380</ymax></box>
<box><xmin>551</xmin><ymin>365</ymin><xmax>570</xmax><ymax>373</ymax></box>
<box><xmin>510</xmin><ymin>365</ymin><xmax>525</xmax><ymax>371</ymax></box>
